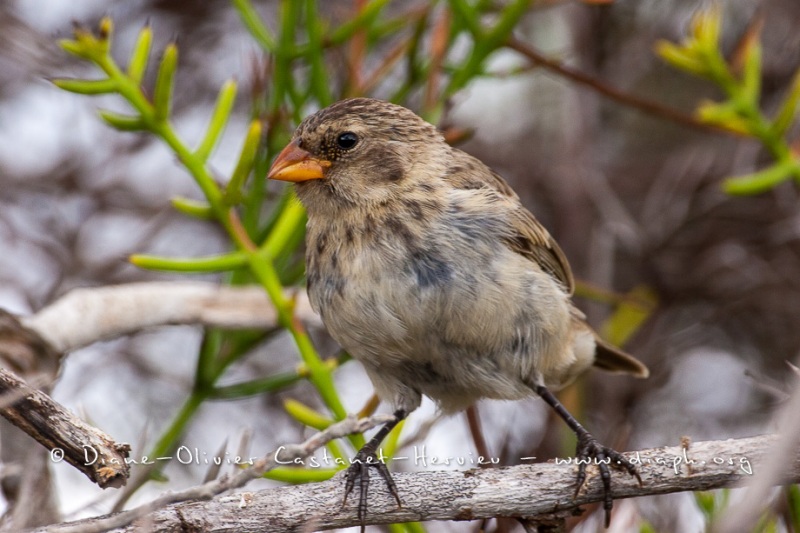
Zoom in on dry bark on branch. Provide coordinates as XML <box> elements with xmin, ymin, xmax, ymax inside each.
<box><xmin>0</xmin><ymin>310</ymin><xmax>130</xmax><ymax>494</ymax></box>
<box><xmin>23</xmin><ymin>282</ymin><xmax>321</xmax><ymax>353</ymax></box>
<box><xmin>0</xmin><ymin>368</ymin><xmax>131</xmax><ymax>489</ymax></box>
<box><xmin>36</xmin><ymin>434</ymin><xmax>796</xmax><ymax>532</ymax></box>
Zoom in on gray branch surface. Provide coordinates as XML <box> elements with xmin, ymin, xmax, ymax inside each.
<box><xmin>23</xmin><ymin>282</ymin><xmax>321</xmax><ymax>353</ymax></box>
<box><xmin>0</xmin><ymin>368</ymin><xmax>131</xmax><ymax>489</ymax></box>
<box><xmin>0</xmin><ymin>311</ymin><xmax>131</xmax><ymax>490</ymax></box>
<box><xmin>37</xmin><ymin>434</ymin><xmax>797</xmax><ymax>532</ymax></box>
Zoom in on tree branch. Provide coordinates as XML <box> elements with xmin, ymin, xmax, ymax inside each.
<box><xmin>505</xmin><ymin>37</ymin><xmax>731</xmax><ymax>135</ymax></box>
<box><xmin>0</xmin><ymin>368</ymin><xmax>131</xmax><ymax>489</ymax></box>
<box><xmin>33</xmin><ymin>413</ymin><xmax>396</xmax><ymax>533</ymax></box>
<box><xmin>0</xmin><ymin>311</ymin><xmax>130</xmax><ymax>490</ymax></box>
<box><xmin>22</xmin><ymin>282</ymin><xmax>322</xmax><ymax>353</ymax></box>
<box><xmin>34</xmin><ymin>434</ymin><xmax>796</xmax><ymax>532</ymax></box>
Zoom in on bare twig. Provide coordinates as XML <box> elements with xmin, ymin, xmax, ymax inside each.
<box><xmin>33</xmin><ymin>434</ymin><xmax>794</xmax><ymax>532</ymax></box>
<box><xmin>464</xmin><ymin>405</ymin><xmax>492</xmax><ymax>466</ymax></box>
<box><xmin>505</xmin><ymin>37</ymin><xmax>732</xmax><ymax>134</ymax></box>
<box><xmin>1</xmin><ymin>311</ymin><xmax>130</xmax><ymax>489</ymax></box>
<box><xmin>0</xmin><ymin>368</ymin><xmax>130</xmax><ymax>489</ymax></box>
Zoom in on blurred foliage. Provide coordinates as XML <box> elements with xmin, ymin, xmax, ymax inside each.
<box><xmin>660</xmin><ymin>8</ymin><xmax>800</xmax><ymax>528</ymax></box>
<box><xmin>787</xmin><ymin>485</ymin><xmax>800</xmax><ymax>532</ymax></box>
<box><xmin>693</xmin><ymin>486</ymin><xmax>800</xmax><ymax>532</ymax></box>
<box><xmin>657</xmin><ymin>5</ymin><xmax>800</xmax><ymax>195</ymax></box>
<box><xmin>694</xmin><ymin>488</ymin><xmax>730</xmax><ymax>523</ymax></box>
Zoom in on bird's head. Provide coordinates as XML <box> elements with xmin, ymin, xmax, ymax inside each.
<box><xmin>268</xmin><ymin>98</ymin><xmax>448</xmax><ymax>211</ymax></box>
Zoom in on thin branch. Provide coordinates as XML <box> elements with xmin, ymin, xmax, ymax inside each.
<box><xmin>33</xmin><ymin>434</ymin><xmax>796</xmax><ymax>532</ymax></box>
<box><xmin>22</xmin><ymin>282</ymin><xmax>322</xmax><ymax>353</ymax></box>
<box><xmin>464</xmin><ymin>405</ymin><xmax>492</xmax><ymax>466</ymax></box>
<box><xmin>505</xmin><ymin>37</ymin><xmax>732</xmax><ymax>134</ymax></box>
<box><xmin>0</xmin><ymin>368</ymin><xmax>130</xmax><ymax>489</ymax></box>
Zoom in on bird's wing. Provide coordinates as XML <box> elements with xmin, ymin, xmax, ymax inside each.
<box><xmin>504</xmin><ymin>202</ymin><xmax>575</xmax><ymax>294</ymax></box>
<box><xmin>445</xmin><ymin>151</ymin><xmax>575</xmax><ymax>294</ymax></box>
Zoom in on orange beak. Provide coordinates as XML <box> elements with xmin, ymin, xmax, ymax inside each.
<box><xmin>267</xmin><ymin>139</ymin><xmax>331</xmax><ymax>182</ymax></box>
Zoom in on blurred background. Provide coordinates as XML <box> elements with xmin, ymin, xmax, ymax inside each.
<box><xmin>1</xmin><ymin>0</ymin><xmax>799</xmax><ymax>531</ymax></box>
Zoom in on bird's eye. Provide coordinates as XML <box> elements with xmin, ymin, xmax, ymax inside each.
<box><xmin>336</xmin><ymin>132</ymin><xmax>359</xmax><ymax>150</ymax></box>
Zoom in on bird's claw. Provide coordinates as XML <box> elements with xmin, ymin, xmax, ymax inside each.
<box><xmin>572</xmin><ymin>431</ymin><xmax>641</xmax><ymax>527</ymax></box>
<box><xmin>341</xmin><ymin>447</ymin><xmax>402</xmax><ymax>532</ymax></box>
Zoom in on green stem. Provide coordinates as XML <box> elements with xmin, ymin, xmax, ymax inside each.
<box><xmin>244</xmin><ymin>252</ymin><xmax>347</xmax><ymax>422</ymax></box>
<box><xmin>232</xmin><ymin>0</ymin><xmax>276</xmax><ymax>51</ymax></box>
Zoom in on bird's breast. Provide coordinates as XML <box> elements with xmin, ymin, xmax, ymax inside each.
<box><xmin>303</xmin><ymin>207</ymin><xmax>576</xmax><ymax>403</ymax></box>
<box><xmin>305</xmin><ymin>216</ymin><xmax>455</xmax><ymax>354</ymax></box>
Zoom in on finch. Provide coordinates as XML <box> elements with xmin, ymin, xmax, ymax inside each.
<box><xmin>268</xmin><ymin>97</ymin><xmax>648</xmax><ymax>529</ymax></box>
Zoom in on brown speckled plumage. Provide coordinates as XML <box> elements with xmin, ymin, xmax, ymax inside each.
<box><xmin>282</xmin><ymin>98</ymin><xmax>646</xmax><ymax>413</ymax></box>
<box><xmin>268</xmin><ymin>97</ymin><xmax>649</xmax><ymax>528</ymax></box>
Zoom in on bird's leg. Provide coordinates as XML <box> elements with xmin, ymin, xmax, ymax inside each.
<box><xmin>342</xmin><ymin>409</ymin><xmax>406</xmax><ymax>531</ymax></box>
<box><xmin>534</xmin><ymin>385</ymin><xmax>641</xmax><ymax>527</ymax></box>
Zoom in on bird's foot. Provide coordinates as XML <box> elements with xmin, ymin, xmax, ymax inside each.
<box><xmin>341</xmin><ymin>446</ymin><xmax>402</xmax><ymax>532</ymax></box>
<box><xmin>572</xmin><ymin>431</ymin><xmax>641</xmax><ymax>527</ymax></box>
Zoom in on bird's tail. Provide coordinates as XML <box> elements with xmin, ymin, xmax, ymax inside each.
<box><xmin>593</xmin><ymin>336</ymin><xmax>649</xmax><ymax>378</ymax></box>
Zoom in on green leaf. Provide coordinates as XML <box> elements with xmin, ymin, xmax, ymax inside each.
<box><xmin>97</xmin><ymin>17</ymin><xmax>114</xmax><ymax>52</ymax></box>
<box><xmin>601</xmin><ymin>285</ymin><xmax>657</xmax><ymax>347</ymax></box>
<box><xmin>98</xmin><ymin>110</ymin><xmax>146</xmax><ymax>131</ymax></box>
<box><xmin>153</xmin><ymin>43</ymin><xmax>178</xmax><ymax>122</ymax></box>
<box><xmin>59</xmin><ymin>39</ymin><xmax>86</xmax><ymax>58</ymax></box>
<box><xmin>638</xmin><ymin>522</ymin><xmax>657</xmax><ymax>533</ymax></box>
<box><xmin>771</xmin><ymin>70</ymin><xmax>800</xmax><ymax>136</ymax></box>
<box><xmin>655</xmin><ymin>41</ymin><xmax>708</xmax><ymax>77</ymax></box>
<box><xmin>486</xmin><ymin>0</ymin><xmax>532</xmax><ymax>47</ymax></box>
<box><xmin>303</xmin><ymin>0</ymin><xmax>333</xmax><ymax>106</ymax></box>
<box><xmin>130</xmin><ymin>251</ymin><xmax>249</xmax><ymax>272</ymax></box>
<box><xmin>284</xmin><ymin>399</ymin><xmax>333</xmax><ymax>430</ymax></box>
<box><xmin>264</xmin><ymin>466</ymin><xmax>339</xmax><ymax>483</ymax></box>
<box><xmin>389</xmin><ymin>522</ymin><xmax>427</xmax><ymax>533</ymax></box>
<box><xmin>127</xmin><ymin>25</ymin><xmax>153</xmax><ymax>83</ymax></box>
<box><xmin>740</xmin><ymin>37</ymin><xmax>762</xmax><ymax>106</ymax></box>
<box><xmin>210</xmin><ymin>371</ymin><xmax>304</xmax><ymax>399</ymax></box>
<box><xmin>695</xmin><ymin>100</ymin><xmax>751</xmax><ymax>134</ymax></box>
<box><xmin>195</xmin><ymin>328</ymin><xmax>223</xmax><ymax>387</ymax></box>
<box><xmin>224</xmin><ymin>120</ymin><xmax>262</xmax><ymax>205</ymax></box>
<box><xmin>259</xmin><ymin>195</ymin><xmax>307</xmax><ymax>259</ymax></box>
<box><xmin>380</xmin><ymin>418</ymin><xmax>404</xmax><ymax>459</ymax></box>
<box><xmin>787</xmin><ymin>485</ymin><xmax>800</xmax><ymax>533</ymax></box>
<box><xmin>232</xmin><ymin>0</ymin><xmax>276</xmax><ymax>51</ymax></box>
<box><xmin>149</xmin><ymin>471</ymin><xmax>169</xmax><ymax>483</ymax></box>
<box><xmin>446</xmin><ymin>0</ymin><xmax>532</xmax><ymax>95</ymax></box>
<box><xmin>52</xmin><ymin>78</ymin><xmax>117</xmax><ymax>95</ymax></box>
<box><xmin>694</xmin><ymin>491</ymin><xmax>716</xmax><ymax>519</ymax></box>
<box><xmin>448</xmin><ymin>0</ymin><xmax>483</xmax><ymax>38</ymax></box>
<box><xmin>692</xmin><ymin>4</ymin><xmax>721</xmax><ymax>51</ymax></box>
<box><xmin>328</xmin><ymin>0</ymin><xmax>393</xmax><ymax>46</ymax></box>
<box><xmin>66</xmin><ymin>19</ymin><xmax>112</xmax><ymax>59</ymax></box>
<box><xmin>195</xmin><ymin>80</ymin><xmax>238</xmax><ymax>162</ymax></box>
<box><xmin>722</xmin><ymin>161</ymin><xmax>795</xmax><ymax>195</ymax></box>
<box><xmin>170</xmin><ymin>196</ymin><xmax>214</xmax><ymax>219</ymax></box>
